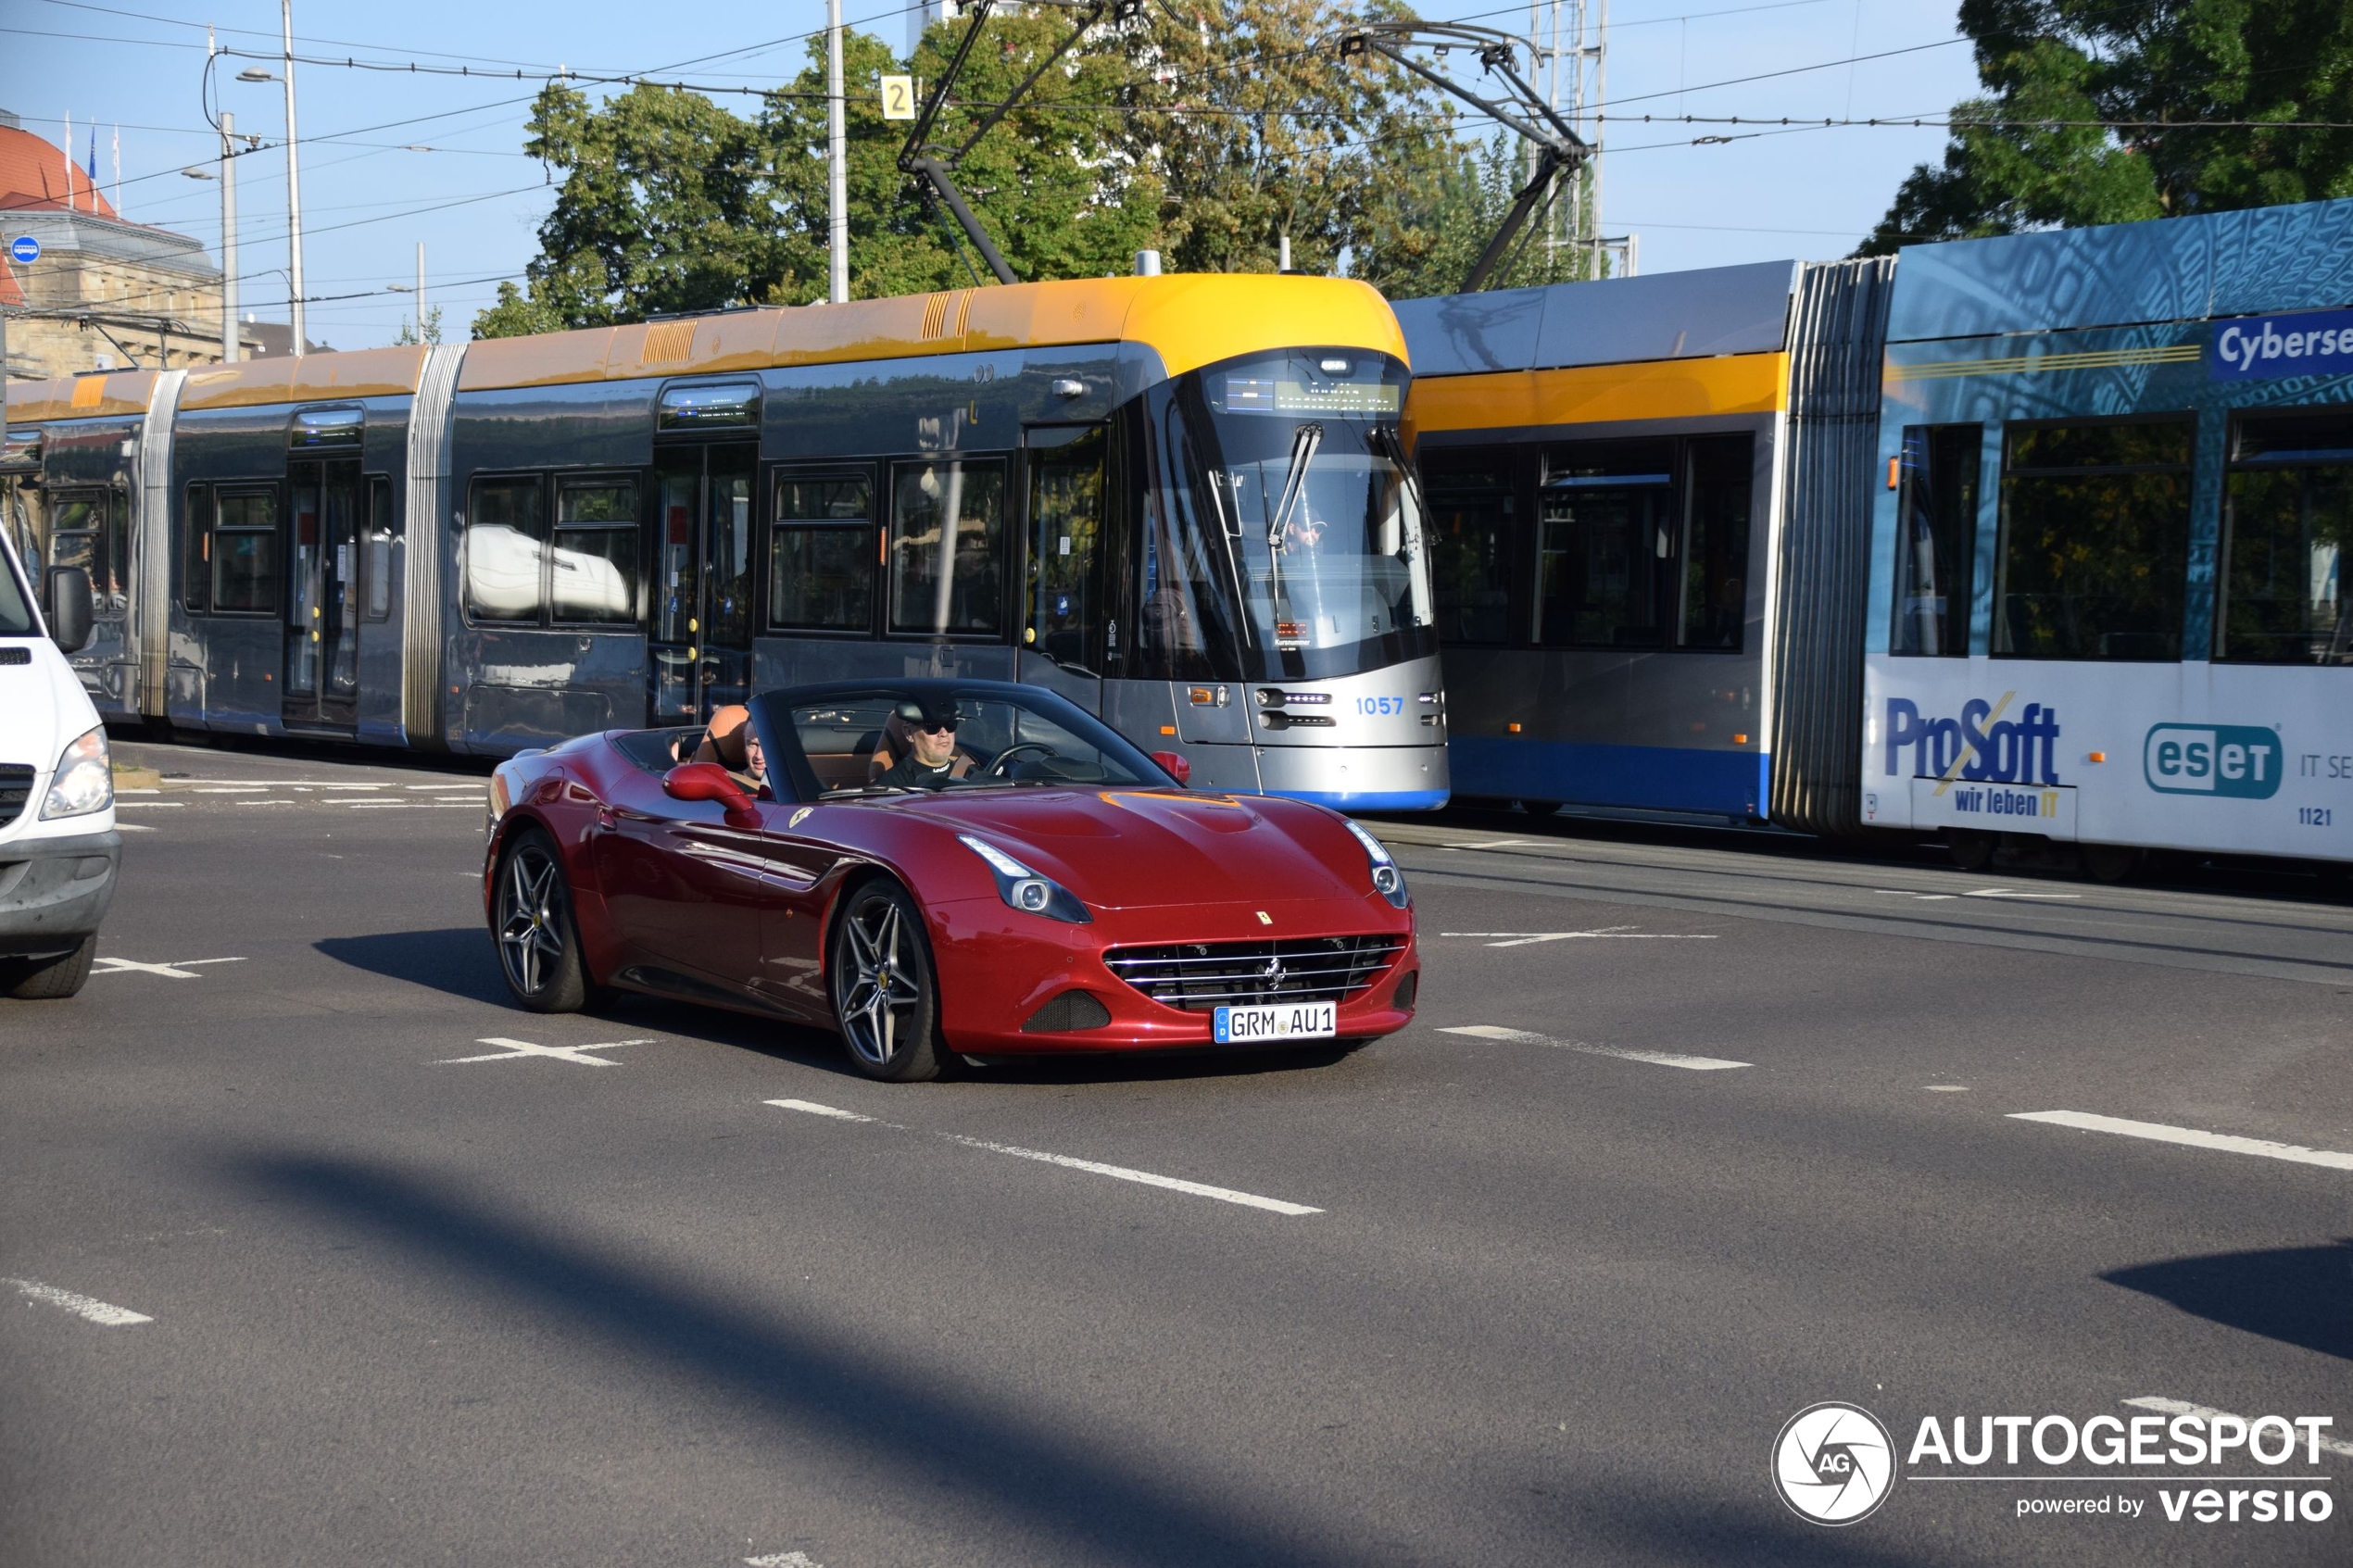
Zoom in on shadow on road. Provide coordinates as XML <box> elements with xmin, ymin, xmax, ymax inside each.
<box><xmin>2103</xmin><ymin>1238</ymin><xmax>2353</xmax><ymax>1361</ymax></box>
<box><xmin>314</xmin><ymin>927</ymin><xmax>510</xmax><ymax>1008</ymax></box>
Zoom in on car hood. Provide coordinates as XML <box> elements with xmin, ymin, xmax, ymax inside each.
<box><xmin>886</xmin><ymin>787</ymin><xmax>1372</xmax><ymax>912</ymax></box>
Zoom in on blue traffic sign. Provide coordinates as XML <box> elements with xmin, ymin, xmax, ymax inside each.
<box><xmin>7</xmin><ymin>235</ymin><xmax>38</xmax><ymax>265</ymax></box>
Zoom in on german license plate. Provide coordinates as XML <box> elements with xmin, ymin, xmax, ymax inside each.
<box><xmin>1214</xmin><ymin>1000</ymin><xmax>1337</xmax><ymax>1043</ymax></box>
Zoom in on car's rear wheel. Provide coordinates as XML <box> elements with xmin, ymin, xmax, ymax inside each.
<box><xmin>2</xmin><ymin>934</ymin><xmax>97</xmax><ymax>999</ymax></box>
<box><xmin>830</xmin><ymin>882</ymin><xmax>946</xmax><ymax>1083</ymax></box>
<box><xmin>494</xmin><ymin>829</ymin><xmax>595</xmax><ymax>1013</ymax></box>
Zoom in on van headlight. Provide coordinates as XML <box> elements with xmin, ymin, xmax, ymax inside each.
<box><xmin>1344</xmin><ymin>819</ymin><xmax>1409</xmax><ymax>908</ymax></box>
<box><xmin>958</xmin><ymin>834</ymin><xmax>1091</xmax><ymax>924</ymax></box>
<box><xmin>43</xmin><ymin>724</ymin><xmax>112</xmax><ymax>820</ymax></box>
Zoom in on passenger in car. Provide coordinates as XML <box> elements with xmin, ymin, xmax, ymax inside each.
<box><xmin>696</xmin><ymin>705</ymin><xmax>768</xmax><ymax>796</ymax></box>
<box><xmin>873</xmin><ymin>698</ymin><xmax>975</xmax><ymax>789</ymax></box>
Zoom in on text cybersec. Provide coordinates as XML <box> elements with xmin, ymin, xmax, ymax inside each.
<box><xmin>1884</xmin><ymin>697</ymin><xmax>2062</xmax><ymax>785</ymax></box>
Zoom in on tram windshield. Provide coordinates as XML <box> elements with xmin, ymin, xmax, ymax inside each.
<box><xmin>1145</xmin><ymin>352</ymin><xmax>1433</xmax><ymax>681</ymax></box>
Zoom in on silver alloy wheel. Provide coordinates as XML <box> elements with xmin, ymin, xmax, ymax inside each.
<box><xmin>497</xmin><ymin>843</ymin><xmax>565</xmax><ymax>997</ymax></box>
<box><xmin>837</xmin><ymin>896</ymin><xmax>925</xmax><ymax>1066</ymax></box>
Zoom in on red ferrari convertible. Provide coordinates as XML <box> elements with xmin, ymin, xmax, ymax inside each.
<box><xmin>482</xmin><ymin>681</ymin><xmax>1419</xmax><ymax>1081</ymax></box>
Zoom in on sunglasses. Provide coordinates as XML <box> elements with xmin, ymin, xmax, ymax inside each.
<box><xmin>921</xmin><ymin>720</ymin><xmax>959</xmax><ymax>734</ymax></box>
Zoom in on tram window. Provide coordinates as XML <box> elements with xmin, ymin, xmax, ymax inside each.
<box><xmin>1891</xmin><ymin>424</ymin><xmax>1982</xmax><ymax>656</ymax></box>
<box><xmin>210</xmin><ymin>491</ymin><xmax>279</xmax><ymax>613</ymax></box>
<box><xmin>463</xmin><ymin>476</ymin><xmax>547</xmax><ymax>623</ymax></box>
<box><xmin>1994</xmin><ymin>420</ymin><xmax>2192</xmax><ymax>661</ymax></box>
<box><xmin>889</xmin><ymin>459</ymin><xmax>1005</xmax><ymax>636</ymax></box>
<box><xmin>2218</xmin><ymin>408</ymin><xmax>2353</xmax><ymax>663</ymax></box>
<box><xmin>182</xmin><ymin>483</ymin><xmax>212</xmax><ymax>613</ymax></box>
<box><xmin>48</xmin><ymin>490</ymin><xmax>119</xmax><ymax>609</ymax></box>
<box><xmin>552</xmin><ymin>478</ymin><xmax>639</xmax><ymax>626</ymax></box>
<box><xmin>1424</xmin><ymin>452</ymin><xmax>1513</xmax><ymax>646</ymax></box>
<box><xmin>772</xmin><ymin>473</ymin><xmax>875</xmax><ymax>633</ymax></box>
<box><xmin>364</xmin><ymin>479</ymin><xmax>394</xmax><ymax>622</ymax></box>
<box><xmin>1535</xmin><ymin>442</ymin><xmax>1678</xmax><ymax>648</ymax></box>
<box><xmin>1679</xmin><ymin>433</ymin><xmax>1753</xmax><ymax>651</ymax></box>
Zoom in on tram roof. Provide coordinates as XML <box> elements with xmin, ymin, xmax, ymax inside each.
<box><xmin>1394</xmin><ymin>260</ymin><xmax>1801</xmax><ymax>378</ymax></box>
<box><xmin>2</xmin><ymin>274</ymin><xmax>1404</xmax><ymax>425</ymax></box>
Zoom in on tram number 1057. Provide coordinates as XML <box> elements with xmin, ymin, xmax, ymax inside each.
<box><xmin>1354</xmin><ymin>696</ymin><xmax>1408</xmax><ymax>717</ymax></box>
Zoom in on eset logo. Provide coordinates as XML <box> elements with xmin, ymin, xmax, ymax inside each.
<box><xmin>1773</xmin><ymin>1403</ymin><xmax>1897</xmax><ymax>1525</ymax></box>
<box><xmin>2144</xmin><ymin>724</ymin><xmax>2283</xmax><ymax>798</ymax></box>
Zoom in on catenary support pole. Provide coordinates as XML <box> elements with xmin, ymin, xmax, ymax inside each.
<box><xmin>828</xmin><ymin>0</ymin><xmax>849</xmax><ymax>304</ymax></box>
<box><xmin>415</xmin><ymin>241</ymin><xmax>426</xmax><ymax>338</ymax></box>
<box><xmin>220</xmin><ymin>110</ymin><xmax>238</xmax><ymax>363</ymax></box>
<box><xmin>283</xmin><ymin>0</ymin><xmax>306</xmax><ymax>356</ymax></box>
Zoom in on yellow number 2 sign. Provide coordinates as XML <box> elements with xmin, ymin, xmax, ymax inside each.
<box><xmin>879</xmin><ymin>75</ymin><xmax>916</xmax><ymax>121</ymax></box>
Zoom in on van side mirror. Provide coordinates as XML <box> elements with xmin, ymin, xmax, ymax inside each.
<box><xmin>44</xmin><ymin>566</ymin><xmax>94</xmax><ymax>653</ymax></box>
<box><xmin>1151</xmin><ymin>749</ymin><xmax>1191</xmax><ymax>786</ymax></box>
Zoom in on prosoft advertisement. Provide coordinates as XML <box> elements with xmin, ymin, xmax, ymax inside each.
<box><xmin>1859</xmin><ymin>660</ymin><xmax>2347</xmax><ymax>859</ymax></box>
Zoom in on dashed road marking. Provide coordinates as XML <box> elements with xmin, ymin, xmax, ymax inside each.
<box><xmin>1876</xmin><ymin>888</ymin><xmax>2082</xmax><ymax>901</ymax></box>
<box><xmin>7</xmin><ymin>1277</ymin><xmax>152</xmax><ymax>1325</ymax></box>
<box><xmin>1441</xmin><ymin>925</ymin><xmax>1718</xmax><ymax>947</ymax></box>
<box><xmin>113</xmin><ymin>800</ymin><xmax>182</xmax><ymax>809</ymax></box>
<box><xmin>92</xmin><ymin>956</ymin><xmax>245</xmax><ymax>980</ymax></box>
<box><xmin>763</xmin><ymin>1100</ymin><xmax>1320</xmax><ymax>1215</ymax></box>
<box><xmin>1439</xmin><ymin>837</ymin><xmax>1537</xmax><ymax>851</ymax></box>
<box><xmin>1441</xmin><ymin>1023</ymin><xmax>1751</xmax><ymax>1072</ymax></box>
<box><xmin>2009</xmin><ymin>1110</ymin><xmax>2353</xmax><ymax>1172</ymax></box>
<box><xmin>1925</xmin><ymin>1085</ymin><xmax>1969</xmax><ymax>1092</ymax></box>
<box><xmin>745</xmin><ymin>1552</ymin><xmax>824</xmax><ymax>1567</ymax></box>
<box><xmin>438</xmin><ymin>1036</ymin><xmax>652</xmax><ymax>1067</ymax></box>
<box><xmin>2121</xmin><ymin>1397</ymin><xmax>2353</xmax><ymax>1460</ymax></box>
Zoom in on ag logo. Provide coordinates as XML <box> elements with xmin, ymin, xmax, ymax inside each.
<box><xmin>1772</xmin><ymin>1402</ymin><xmax>1896</xmax><ymax>1525</ymax></box>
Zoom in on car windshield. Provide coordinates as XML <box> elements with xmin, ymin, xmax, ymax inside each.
<box><xmin>0</xmin><ymin>525</ymin><xmax>35</xmax><ymax>636</ymax></box>
<box><xmin>760</xmin><ymin>686</ymin><xmax>1171</xmax><ymax>800</ymax></box>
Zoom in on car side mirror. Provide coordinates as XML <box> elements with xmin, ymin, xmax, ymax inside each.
<box><xmin>663</xmin><ymin>762</ymin><xmax>758</xmax><ymax>824</ymax></box>
<box><xmin>44</xmin><ymin>565</ymin><xmax>94</xmax><ymax>654</ymax></box>
<box><xmin>1151</xmin><ymin>749</ymin><xmax>1191</xmax><ymax>786</ymax></box>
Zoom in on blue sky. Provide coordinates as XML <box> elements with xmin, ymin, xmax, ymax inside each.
<box><xmin>0</xmin><ymin>0</ymin><xmax>1983</xmax><ymax>349</ymax></box>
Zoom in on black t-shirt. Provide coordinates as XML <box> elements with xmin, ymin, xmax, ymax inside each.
<box><xmin>874</xmin><ymin>752</ymin><xmax>962</xmax><ymax>790</ymax></box>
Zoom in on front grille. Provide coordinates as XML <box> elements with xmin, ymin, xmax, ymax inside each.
<box><xmin>0</xmin><ymin>764</ymin><xmax>32</xmax><ymax>830</ymax></box>
<box><xmin>1104</xmin><ymin>935</ymin><xmax>1407</xmax><ymax>1012</ymax></box>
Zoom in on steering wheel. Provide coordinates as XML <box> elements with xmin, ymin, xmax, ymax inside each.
<box><xmin>986</xmin><ymin>742</ymin><xmax>1058</xmax><ymax>779</ymax></box>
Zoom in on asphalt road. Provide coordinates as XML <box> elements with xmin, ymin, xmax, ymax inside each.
<box><xmin>2</xmin><ymin>741</ymin><xmax>2346</xmax><ymax>1567</ymax></box>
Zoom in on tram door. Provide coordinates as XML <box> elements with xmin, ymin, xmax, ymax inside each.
<box><xmin>648</xmin><ymin>442</ymin><xmax>757</xmax><ymax>723</ymax></box>
<box><xmin>283</xmin><ymin>458</ymin><xmax>362</xmax><ymax>731</ymax></box>
<box><xmin>1021</xmin><ymin>425</ymin><xmax>1108</xmax><ymax>713</ymax></box>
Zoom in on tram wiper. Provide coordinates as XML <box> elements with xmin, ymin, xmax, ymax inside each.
<box><xmin>1268</xmin><ymin>423</ymin><xmax>1324</xmax><ymax>552</ymax></box>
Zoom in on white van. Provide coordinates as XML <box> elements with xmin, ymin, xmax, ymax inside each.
<box><xmin>0</xmin><ymin>527</ymin><xmax>117</xmax><ymax>998</ymax></box>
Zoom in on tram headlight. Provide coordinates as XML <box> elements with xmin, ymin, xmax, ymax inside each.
<box><xmin>42</xmin><ymin>724</ymin><xmax>111</xmax><ymax>820</ymax></box>
<box><xmin>958</xmin><ymin>834</ymin><xmax>1092</xmax><ymax>924</ymax></box>
<box><xmin>1343</xmin><ymin>819</ymin><xmax>1409</xmax><ymax>909</ymax></box>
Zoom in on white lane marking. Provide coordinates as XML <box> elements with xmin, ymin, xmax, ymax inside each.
<box><xmin>1925</xmin><ymin>1085</ymin><xmax>1969</xmax><ymax>1092</ymax></box>
<box><xmin>1877</xmin><ymin>889</ymin><xmax>1957</xmax><ymax>900</ymax></box>
<box><xmin>194</xmin><ymin>785</ymin><xmax>267</xmax><ymax>794</ymax></box>
<box><xmin>115</xmin><ymin>787</ymin><xmax>159</xmax><ymax>795</ymax></box>
<box><xmin>1442</xmin><ymin>1023</ymin><xmax>1751</xmax><ymax>1072</ymax></box>
<box><xmin>765</xmin><ymin>1098</ymin><xmax>875</xmax><ymax>1123</ymax></box>
<box><xmin>1966</xmin><ymin>888</ymin><xmax>2080</xmax><ymax>899</ymax></box>
<box><xmin>7</xmin><ymin>1277</ymin><xmax>152</xmax><ymax>1325</ymax></box>
<box><xmin>437</xmin><ymin>1036</ymin><xmax>652</xmax><ymax>1066</ymax></box>
<box><xmin>112</xmin><ymin>800</ymin><xmax>182</xmax><ymax>809</ymax></box>
<box><xmin>1439</xmin><ymin>837</ymin><xmax>1536</xmax><ymax>851</ymax></box>
<box><xmin>2010</xmin><ymin>1110</ymin><xmax>2353</xmax><ymax>1172</ymax></box>
<box><xmin>117</xmin><ymin>822</ymin><xmax>155</xmax><ymax>833</ymax></box>
<box><xmin>745</xmin><ymin>1552</ymin><xmax>824</xmax><ymax>1567</ymax></box>
<box><xmin>945</xmin><ymin>1135</ymin><xmax>1323</xmax><ymax>1215</ymax></box>
<box><xmin>346</xmin><ymin>803</ymin><xmax>410</xmax><ymax>809</ymax></box>
<box><xmin>92</xmin><ymin>956</ymin><xmax>245</xmax><ymax>980</ymax></box>
<box><xmin>234</xmin><ymin>798</ymin><xmax>295</xmax><ymax>807</ymax></box>
<box><xmin>2121</xmin><ymin>1398</ymin><xmax>2353</xmax><ymax>1461</ymax></box>
<box><xmin>1441</xmin><ymin>926</ymin><xmax>1718</xmax><ymax>947</ymax></box>
<box><xmin>762</xmin><ymin>1101</ymin><xmax>1318</xmax><ymax>1214</ymax></box>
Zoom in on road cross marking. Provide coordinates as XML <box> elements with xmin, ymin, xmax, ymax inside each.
<box><xmin>1441</xmin><ymin>925</ymin><xmax>1719</xmax><ymax>947</ymax></box>
<box><xmin>92</xmin><ymin>956</ymin><xmax>245</xmax><ymax>980</ymax></box>
<box><xmin>2009</xmin><ymin>1110</ymin><xmax>2353</xmax><ymax>1172</ymax></box>
<box><xmin>763</xmin><ymin>1100</ymin><xmax>1319</xmax><ymax>1214</ymax></box>
<box><xmin>438</xmin><ymin>1036</ymin><xmax>653</xmax><ymax>1066</ymax></box>
<box><xmin>1442</xmin><ymin>1023</ymin><xmax>1751</xmax><ymax>1072</ymax></box>
<box><xmin>7</xmin><ymin>1277</ymin><xmax>151</xmax><ymax>1325</ymax></box>
<box><xmin>2121</xmin><ymin>1398</ymin><xmax>2353</xmax><ymax>1461</ymax></box>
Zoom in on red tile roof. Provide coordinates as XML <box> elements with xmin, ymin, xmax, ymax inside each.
<box><xmin>0</xmin><ymin>122</ymin><xmax>120</xmax><ymax>220</ymax></box>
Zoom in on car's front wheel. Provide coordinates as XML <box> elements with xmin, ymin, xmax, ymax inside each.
<box><xmin>2</xmin><ymin>934</ymin><xmax>96</xmax><ymax>999</ymax></box>
<box><xmin>829</xmin><ymin>881</ymin><xmax>946</xmax><ymax>1082</ymax></box>
<box><xmin>493</xmin><ymin>828</ymin><xmax>596</xmax><ymax>1013</ymax></box>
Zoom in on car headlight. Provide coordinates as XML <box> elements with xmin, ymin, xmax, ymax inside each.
<box><xmin>42</xmin><ymin>724</ymin><xmax>112</xmax><ymax>820</ymax></box>
<box><xmin>958</xmin><ymin>834</ymin><xmax>1091</xmax><ymax>924</ymax></box>
<box><xmin>1344</xmin><ymin>819</ymin><xmax>1409</xmax><ymax>908</ymax></box>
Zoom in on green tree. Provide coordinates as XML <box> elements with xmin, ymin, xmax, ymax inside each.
<box><xmin>1859</xmin><ymin>0</ymin><xmax>2353</xmax><ymax>256</ymax></box>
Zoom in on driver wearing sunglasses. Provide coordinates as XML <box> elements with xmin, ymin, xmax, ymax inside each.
<box><xmin>871</xmin><ymin>697</ymin><xmax>975</xmax><ymax>790</ymax></box>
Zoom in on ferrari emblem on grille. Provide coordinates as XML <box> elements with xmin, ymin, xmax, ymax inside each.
<box><xmin>1262</xmin><ymin>956</ymin><xmax>1286</xmax><ymax>981</ymax></box>
<box><xmin>1255</xmin><ymin>910</ymin><xmax>1272</xmax><ymax>925</ymax></box>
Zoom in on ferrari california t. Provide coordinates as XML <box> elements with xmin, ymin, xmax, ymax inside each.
<box><xmin>482</xmin><ymin>681</ymin><xmax>1419</xmax><ymax>1081</ymax></box>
